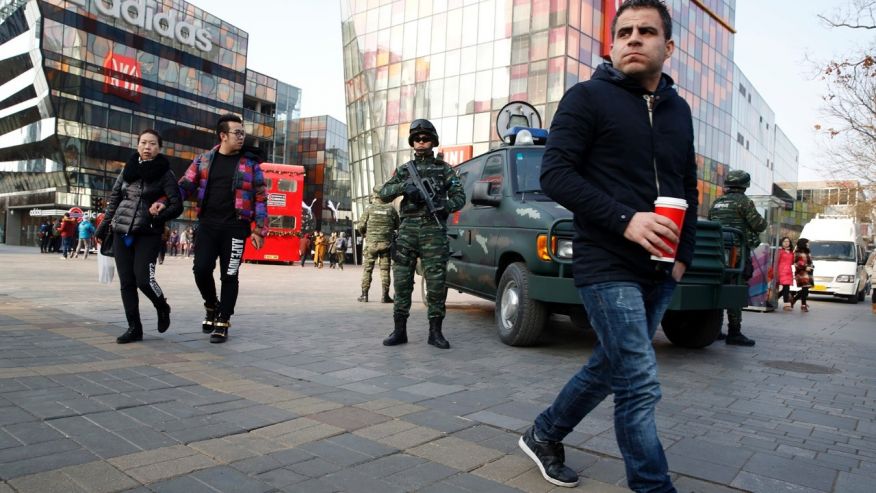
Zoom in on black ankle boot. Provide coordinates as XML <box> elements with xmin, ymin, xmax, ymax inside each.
<box><xmin>383</xmin><ymin>316</ymin><xmax>408</xmax><ymax>346</ymax></box>
<box><xmin>210</xmin><ymin>315</ymin><xmax>230</xmax><ymax>344</ymax></box>
<box><xmin>427</xmin><ymin>317</ymin><xmax>450</xmax><ymax>349</ymax></box>
<box><xmin>382</xmin><ymin>288</ymin><xmax>393</xmax><ymax>303</ymax></box>
<box><xmin>156</xmin><ymin>298</ymin><xmax>171</xmax><ymax>333</ymax></box>
<box><xmin>117</xmin><ymin>323</ymin><xmax>143</xmax><ymax>344</ymax></box>
<box><xmin>202</xmin><ymin>303</ymin><xmax>218</xmax><ymax>333</ymax></box>
<box><xmin>357</xmin><ymin>290</ymin><xmax>368</xmax><ymax>302</ymax></box>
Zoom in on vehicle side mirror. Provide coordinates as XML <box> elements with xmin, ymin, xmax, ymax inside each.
<box><xmin>471</xmin><ymin>181</ymin><xmax>502</xmax><ymax>206</ymax></box>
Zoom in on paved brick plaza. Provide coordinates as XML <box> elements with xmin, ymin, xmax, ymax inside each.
<box><xmin>0</xmin><ymin>245</ymin><xmax>873</xmax><ymax>492</ymax></box>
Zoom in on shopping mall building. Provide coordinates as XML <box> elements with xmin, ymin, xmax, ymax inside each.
<box><xmin>0</xmin><ymin>0</ymin><xmax>352</xmax><ymax>245</ymax></box>
<box><xmin>342</xmin><ymin>0</ymin><xmax>801</xmax><ymax>233</ymax></box>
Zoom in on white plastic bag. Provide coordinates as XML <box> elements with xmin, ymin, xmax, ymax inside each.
<box><xmin>97</xmin><ymin>252</ymin><xmax>115</xmax><ymax>284</ymax></box>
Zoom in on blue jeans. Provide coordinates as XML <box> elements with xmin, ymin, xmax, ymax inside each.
<box><xmin>61</xmin><ymin>237</ymin><xmax>74</xmax><ymax>257</ymax></box>
<box><xmin>534</xmin><ymin>280</ymin><xmax>677</xmax><ymax>493</ymax></box>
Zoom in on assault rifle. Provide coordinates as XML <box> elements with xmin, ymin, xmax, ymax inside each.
<box><xmin>402</xmin><ymin>161</ymin><xmax>444</xmax><ymax>227</ymax></box>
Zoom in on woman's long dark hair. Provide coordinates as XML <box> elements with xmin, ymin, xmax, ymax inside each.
<box><xmin>779</xmin><ymin>236</ymin><xmax>794</xmax><ymax>251</ymax></box>
<box><xmin>796</xmin><ymin>238</ymin><xmax>810</xmax><ymax>254</ymax></box>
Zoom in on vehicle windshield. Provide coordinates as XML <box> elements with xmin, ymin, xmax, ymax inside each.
<box><xmin>511</xmin><ymin>148</ymin><xmax>548</xmax><ymax>196</ymax></box>
<box><xmin>809</xmin><ymin>241</ymin><xmax>855</xmax><ymax>261</ymax></box>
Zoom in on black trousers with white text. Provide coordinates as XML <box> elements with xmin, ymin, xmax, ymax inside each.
<box><xmin>192</xmin><ymin>223</ymin><xmax>248</xmax><ymax>318</ymax></box>
<box><xmin>113</xmin><ymin>233</ymin><xmax>164</xmax><ymax>327</ymax></box>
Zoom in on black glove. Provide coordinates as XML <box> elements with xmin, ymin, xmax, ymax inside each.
<box><xmin>403</xmin><ymin>183</ymin><xmax>424</xmax><ymax>204</ymax></box>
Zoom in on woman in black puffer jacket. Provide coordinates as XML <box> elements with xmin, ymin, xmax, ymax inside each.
<box><xmin>96</xmin><ymin>129</ymin><xmax>183</xmax><ymax>343</ymax></box>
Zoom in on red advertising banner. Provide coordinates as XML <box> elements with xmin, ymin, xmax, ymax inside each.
<box><xmin>601</xmin><ymin>0</ymin><xmax>622</xmax><ymax>59</ymax></box>
<box><xmin>103</xmin><ymin>53</ymin><xmax>142</xmax><ymax>102</ymax></box>
<box><xmin>438</xmin><ymin>145</ymin><xmax>473</xmax><ymax>167</ymax></box>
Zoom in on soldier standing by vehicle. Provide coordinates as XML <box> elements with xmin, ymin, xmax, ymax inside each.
<box><xmin>358</xmin><ymin>186</ymin><xmax>400</xmax><ymax>303</ymax></box>
<box><xmin>379</xmin><ymin>119</ymin><xmax>465</xmax><ymax>349</ymax></box>
<box><xmin>708</xmin><ymin>169</ymin><xmax>767</xmax><ymax>346</ymax></box>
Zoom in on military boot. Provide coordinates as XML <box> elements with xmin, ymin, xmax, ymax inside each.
<box><xmin>156</xmin><ymin>298</ymin><xmax>171</xmax><ymax>333</ymax></box>
<box><xmin>383</xmin><ymin>316</ymin><xmax>408</xmax><ymax>346</ymax></box>
<box><xmin>357</xmin><ymin>289</ymin><xmax>368</xmax><ymax>302</ymax></box>
<box><xmin>117</xmin><ymin>321</ymin><xmax>143</xmax><ymax>344</ymax></box>
<box><xmin>202</xmin><ymin>303</ymin><xmax>218</xmax><ymax>333</ymax></box>
<box><xmin>427</xmin><ymin>317</ymin><xmax>450</xmax><ymax>349</ymax></box>
<box><xmin>382</xmin><ymin>288</ymin><xmax>393</xmax><ymax>303</ymax></box>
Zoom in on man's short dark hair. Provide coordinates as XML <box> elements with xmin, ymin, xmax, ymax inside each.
<box><xmin>216</xmin><ymin>114</ymin><xmax>243</xmax><ymax>138</ymax></box>
<box><xmin>611</xmin><ymin>0</ymin><xmax>672</xmax><ymax>41</ymax></box>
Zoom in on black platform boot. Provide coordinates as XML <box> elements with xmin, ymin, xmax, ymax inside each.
<box><xmin>427</xmin><ymin>317</ymin><xmax>450</xmax><ymax>349</ymax></box>
<box><xmin>382</xmin><ymin>288</ymin><xmax>393</xmax><ymax>303</ymax></box>
<box><xmin>156</xmin><ymin>298</ymin><xmax>171</xmax><ymax>333</ymax></box>
<box><xmin>210</xmin><ymin>314</ymin><xmax>230</xmax><ymax>344</ymax></box>
<box><xmin>357</xmin><ymin>289</ymin><xmax>368</xmax><ymax>302</ymax></box>
<box><xmin>383</xmin><ymin>316</ymin><xmax>408</xmax><ymax>346</ymax></box>
<box><xmin>117</xmin><ymin>321</ymin><xmax>143</xmax><ymax>344</ymax></box>
<box><xmin>202</xmin><ymin>302</ymin><xmax>218</xmax><ymax>333</ymax></box>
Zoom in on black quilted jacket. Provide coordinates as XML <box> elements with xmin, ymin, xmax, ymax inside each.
<box><xmin>103</xmin><ymin>153</ymin><xmax>183</xmax><ymax>236</ymax></box>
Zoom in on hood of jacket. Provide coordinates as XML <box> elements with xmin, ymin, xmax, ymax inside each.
<box><xmin>123</xmin><ymin>153</ymin><xmax>171</xmax><ymax>183</ymax></box>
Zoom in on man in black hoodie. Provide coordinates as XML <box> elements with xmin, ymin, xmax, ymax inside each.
<box><xmin>518</xmin><ymin>1</ymin><xmax>696</xmax><ymax>491</ymax></box>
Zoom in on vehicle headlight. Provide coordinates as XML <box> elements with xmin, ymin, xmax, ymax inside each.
<box><xmin>557</xmin><ymin>239</ymin><xmax>573</xmax><ymax>259</ymax></box>
<box><xmin>835</xmin><ymin>275</ymin><xmax>854</xmax><ymax>283</ymax></box>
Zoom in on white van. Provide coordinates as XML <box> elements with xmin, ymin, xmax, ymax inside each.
<box><xmin>798</xmin><ymin>216</ymin><xmax>870</xmax><ymax>303</ymax></box>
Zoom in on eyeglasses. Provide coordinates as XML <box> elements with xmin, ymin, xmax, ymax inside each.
<box><xmin>227</xmin><ymin>129</ymin><xmax>246</xmax><ymax>137</ymax></box>
<box><xmin>412</xmin><ymin>135</ymin><xmax>431</xmax><ymax>143</ymax></box>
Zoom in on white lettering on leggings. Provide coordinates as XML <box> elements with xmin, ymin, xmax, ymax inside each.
<box><xmin>227</xmin><ymin>238</ymin><xmax>245</xmax><ymax>276</ymax></box>
<box><xmin>148</xmin><ymin>262</ymin><xmax>163</xmax><ymax>298</ymax></box>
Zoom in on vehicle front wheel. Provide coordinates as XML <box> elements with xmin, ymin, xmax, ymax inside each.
<box><xmin>495</xmin><ymin>262</ymin><xmax>547</xmax><ymax>346</ymax></box>
<box><xmin>660</xmin><ymin>309</ymin><xmax>722</xmax><ymax>349</ymax></box>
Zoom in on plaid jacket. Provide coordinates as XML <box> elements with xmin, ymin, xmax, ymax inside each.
<box><xmin>179</xmin><ymin>145</ymin><xmax>268</xmax><ymax>236</ymax></box>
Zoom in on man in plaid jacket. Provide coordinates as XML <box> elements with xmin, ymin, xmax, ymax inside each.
<box><xmin>178</xmin><ymin>114</ymin><xmax>268</xmax><ymax>343</ymax></box>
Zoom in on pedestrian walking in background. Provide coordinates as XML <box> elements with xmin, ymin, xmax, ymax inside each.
<box><xmin>175</xmin><ymin>114</ymin><xmax>267</xmax><ymax>344</ymax></box>
<box><xmin>792</xmin><ymin>238</ymin><xmax>813</xmax><ymax>312</ymax></box>
<box><xmin>314</xmin><ymin>231</ymin><xmax>327</xmax><ymax>269</ymax></box>
<box><xmin>169</xmin><ymin>229</ymin><xmax>180</xmax><ymax>256</ymax></box>
<box><xmin>777</xmin><ymin>236</ymin><xmax>795</xmax><ymax>310</ymax></box>
<box><xmin>181</xmin><ymin>226</ymin><xmax>193</xmax><ymax>257</ymax></box>
<box><xmin>708</xmin><ymin>169</ymin><xmax>766</xmax><ymax>346</ymax></box>
<box><xmin>50</xmin><ymin>220</ymin><xmax>61</xmax><ymax>253</ymax></box>
<box><xmin>74</xmin><ymin>218</ymin><xmax>95</xmax><ymax>259</ymax></box>
<box><xmin>39</xmin><ymin>220</ymin><xmax>51</xmax><ymax>253</ymax></box>
<box><xmin>358</xmin><ymin>186</ymin><xmax>400</xmax><ymax>303</ymax></box>
<box><xmin>379</xmin><ymin>118</ymin><xmax>465</xmax><ymax>349</ymax></box>
<box><xmin>335</xmin><ymin>232</ymin><xmax>348</xmax><ymax>270</ymax></box>
<box><xmin>518</xmin><ymin>1</ymin><xmax>697</xmax><ymax>489</ymax></box>
<box><xmin>158</xmin><ymin>225</ymin><xmax>170</xmax><ymax>264</ymax></box>
<box><xmin>94</xmin><ymin>129</ymin><xmax>182</xmax><ymax>344</ymax></box>
<box><xmin>299</xmin><ymin>232</ymin><xmax>312</xmax><ymax>267</ymax></box>
<box><xmin>328</xmin><ymin>232</ymin><xmax>338</xmax><ymax>268</ymax></box>
<box><xmin>58</xmin><ymin>213</ymin><xmax>77</xmax><ymax>258</ymax></box>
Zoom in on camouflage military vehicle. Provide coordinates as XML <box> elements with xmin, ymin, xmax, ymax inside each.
<box><xmin>437</xmin><ymin>120</ymin><xmax>748</xmax><ymax>349</ymax></box>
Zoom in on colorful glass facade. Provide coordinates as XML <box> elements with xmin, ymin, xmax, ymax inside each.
<box><xmin>287</xmin><ymin>115</ymin><xmax>351</xmax><ymax>232</ymax></box>
<box><xmin>342</xmin><ymin>0</ymin><xmax>798</xmax><ymax>222</ymax></box>
<box><xmin>0</xmin><ymin>0</ymin><xmax>300</xmax><ymax>245</ymax></box>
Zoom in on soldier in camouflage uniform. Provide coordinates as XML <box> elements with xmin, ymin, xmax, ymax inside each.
<box><xmin>379</xmin><ymin>119</ymin><xmax>466</xmax><ymax>349</ymax></box>
<box><xmin>708</xmin><ymin>169</ymin><xmax>767</xmax><ymax>346</ymax></box>
<box><xmin>358</xmin><ymin>186</ymin><xmax>400</xmax><ymax>303</ymax></box>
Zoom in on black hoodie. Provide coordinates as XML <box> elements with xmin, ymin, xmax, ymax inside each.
<box><xmin>540</xmin><ymin>63</ymin><xmax>699</xmax><ymax>286</ymax></box>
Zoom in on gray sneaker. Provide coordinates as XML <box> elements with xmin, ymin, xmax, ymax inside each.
<box><xmin>519</xmin><ymin>427</ymin><xmax>579</xmax><ymax>487</ymax></box>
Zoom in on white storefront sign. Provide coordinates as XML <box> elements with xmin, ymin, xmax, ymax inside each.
<box><xmin>68</xmin><ymin>0</ymin><xmax>213</xmax><ymax>52</ymax></box>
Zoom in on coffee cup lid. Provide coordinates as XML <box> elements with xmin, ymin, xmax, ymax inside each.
<box><xmin>654</xmin><ymin>196</ymin><xmax>688</xmax><ymax>209</ymax></box>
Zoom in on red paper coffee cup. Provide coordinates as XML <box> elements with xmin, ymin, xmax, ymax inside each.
<box><xmin>651</xmin><ymin>196</ymin><xmax>688</xmax><ymax>262</ymax></box>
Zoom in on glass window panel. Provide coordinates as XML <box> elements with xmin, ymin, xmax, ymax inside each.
<box><xmin>474</xmin><ymin>70</ymin><xmax>492</xmax><ymax>112</ymax></box>
<box><xmin>378</xmin><ymin>3</ymin><xmax>392</xmax><ymax>29</ymax></box>
<box><xmin>416</xmin><ymin>18</ymin><xmax>431</xmax><ymax>57</ymax></box>
<box><xmin>402</xmin><ymin>21</ymin><xmax>417</xmax><ymax>60</ymax></box>
<box><xmin>405</xmin><ymin>0</ymin><xmax>419</xmax><ymax>22</ymax></box>
<box><xmin>530</xmin><ymin>30</ymin><xmax>548</xmax><ymax>61</ymax></box>
<box><xmin>461</xmin><ymin>4</ymin><xmax>478</xmax><ymax>47</ymax></box>
<box><xmin>443</xmin><ymin>76</ymin><xmax>459</xmax><ymax>116</ymax></box>
<box><xmin>492</xmin><ymin>66</ymin><xmax>510</xmax><ymax>108</ymax></box>
<box><xmin>477</xmin><ymin>0</ymin><xmax>496</xmax><ymax>44</ymax></box>
<box><xmin>458</xmin><ymin>73</ymin><xmax>475</xmax><ymax>114</ymax></box>
<box><xmin>431</xmin><ymin>12</ymin><xmax>447</xmax><ymax>54</ymax></box>
<box><xmin>532</xmin><ymin>0</ymin><xmax>549</xmax><ymax>31</ymax></box>
<box><xmin>476</xmin><ymin>42</ymin><xmax>493</xmax><ymax>72</ymax></box>
<box><xmin>549</xmin><ymin>27</ymin><xmax>565</xmax><ymax>58</ymax></box>
<box><xmin>550</xmin><ymin>0</ymin><xmax>567</xmax><ymax>27</ymax></box>
<box><xmin>442</xmin><ymin>116</ymin><xmax>458</xmax><ymax>146</ymax></box>
<box><xmin>431</xmin><ymin>52</ymin><xmax>445</xmax><ymax>80</ymax></box>
<box><xmin>496</xmin><ymin>0</ymin><xmax>512</xmax><ymax>38</ymax></box>
<box><xmin>474</xmin><ymin>111</ymin><xmax>491</xmax><ymax>142</ymax></box>
<box><xmin>401</xmin><ymin>59</ymin><xmax>415</xmax><ymax>85</ymax></box>
<box><xmin>445</xmin><ymin>49</ymin><xmax>461</xmax><ymax>78</ymax></box>
<box><xmin>428</xmin><ymin>78</ymin><xmax>444</xmax><ymax>117</ymax></box>
<box><xmin>511</xmin><ymin>35</ymin><xmax>530</xmax><ymax>65</ymax></box>
<box><xmin>547</xmin><ymin>57</ymin><xmax>564</xmax><ymax>102</ymax></box>
<box><xmin>390</xmin><ymin>25</ymin><xmax>404</xmax><ymax>63</ymax></box>
<box><xmin>457</xmin><ymin>113</ymin><xmax>473</xmax><ymax>144</ymax></box>
<box><xmin>528</xmin><ymin>60</ymin><xmax>547</xmax><ymax>104</ymax></box>
<box><xmin>446</xmin><ymin>8</ymin><xmax>462</xmax><ymax>51</ymax></box>
<box><xmin>493</xmin><ymin>37</ymin><xmax>511</xmax><ymax>67</ymax></box>
<box><xmin>512</xmin><ymin>0</ymin><xmax>531</xmax><ymax>35</ymax></box>
<box><xmin>460</xmin><ymin>45</ymin><xmax>477</xmax><ymax>74</ymax></box>
<box><xmin>388</xmin><ymin>62</ymin><xmax>402</xmax><ymax>88</ymax></box>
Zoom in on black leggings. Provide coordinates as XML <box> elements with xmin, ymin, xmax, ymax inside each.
<box><xmin>793</xmin><ymin>287</ymin><xmax>809</xmax><ymax>305</ymax></box>
<box><xmin>113</xmin><ymin>233</ymin><xmax>164</xmax><ymax>327</ymax></box>
<box><xmin>780</xmin><ymin>284</ymin><xmax>790</xmax><ymax>303</ymax></box>
<box><xmin>192</xmin><ymin>224</ymin><xmax>249</xmax><ymax>317</ymax></box>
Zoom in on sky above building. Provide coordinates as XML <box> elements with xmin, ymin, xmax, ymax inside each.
<box><xmin>196</xmin><ymin>0</ymin><xmax>870</xmax><ymax>182</ymax></box>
